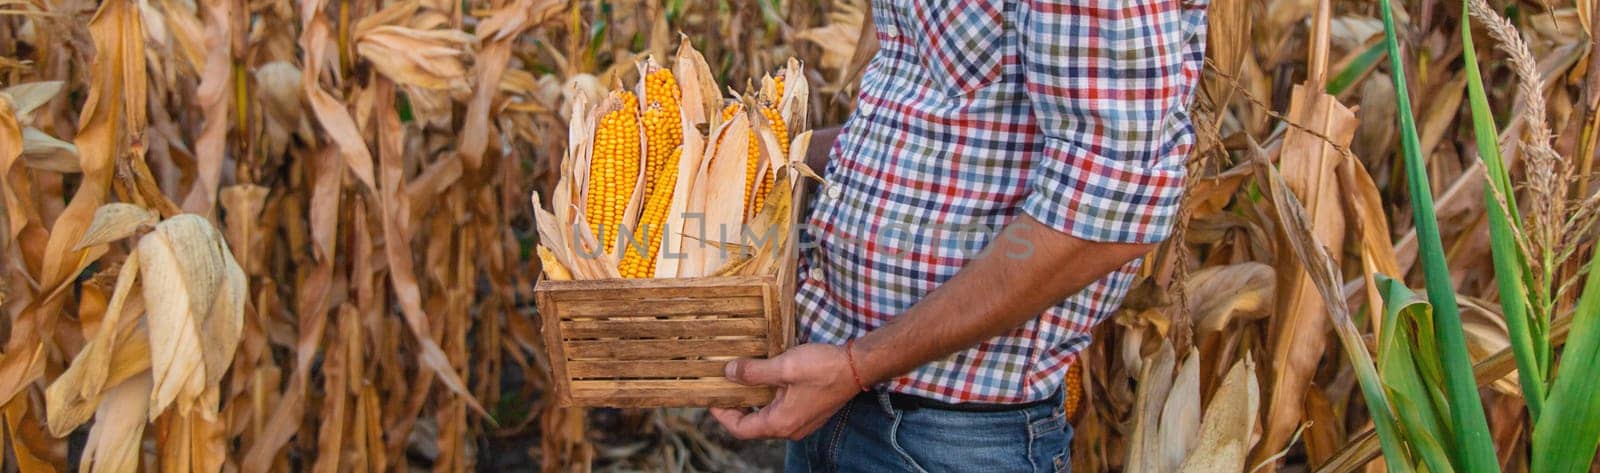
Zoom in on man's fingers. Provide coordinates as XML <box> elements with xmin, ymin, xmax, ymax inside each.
<box><xmin>710</xmin><ymin>406</ymin><xmax>777</xmax><ymax>440</ymax></box>
<box><xmin>708</xmin><ymin>408</ymin><xmax>750</xmax><ymax>436</ymax></box>
<box><xmin>724</xmin><ymin>357</ymin><xmax>787</xmax><ymax>386</ymax></box>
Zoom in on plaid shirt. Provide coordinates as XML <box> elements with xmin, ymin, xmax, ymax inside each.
<box><xmin>796</xmin><ymin>0</ymin><xmax>1208</xmax><ymax>403</ymax></box>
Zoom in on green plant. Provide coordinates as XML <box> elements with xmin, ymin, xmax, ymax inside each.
<box><xmin>1348</xmin><ymin>0</ymin><xmax>1600</xmax><ymax>471</ymax></box>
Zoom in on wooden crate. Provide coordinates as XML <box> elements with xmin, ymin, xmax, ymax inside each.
<box><xmin>535</xmin><ymin>275</ymin><xmax>795</xmax><ymax>408</ymax></box>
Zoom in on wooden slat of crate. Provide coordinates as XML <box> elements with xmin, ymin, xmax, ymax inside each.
<box><xmin>560</xmin><ymin>318</ymin><xmax>767</xmax><ymax>339</ymax></box>
<box><xmin>542</xmin><ymin>276</ymin><xmax>769</xmax><ymax>302</ymax></box>
<box><xmin>564</xmin><ymin>339</ymin><xmax>768</xmax><ymax>360</ymax></box>
<box><xmin>556</xmin><ymin>295</ymin><xmax>765</xmax><ymax>319</ymax></box>
<box><xmin>567</xmin><ymin>360</ymin><xmax>728</xmax><ymax>378</ymax></box>
<box><xmin>567</xmin><ymin>379</ymin><xmax>775</xmax><ymax>408</ymax></box>
<box><xmin>762</xmin><ymin>279</ymin><xmax>783</xmax><ymax>356</ymax></box>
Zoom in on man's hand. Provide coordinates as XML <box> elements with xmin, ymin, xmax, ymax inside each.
<box><xmin>709</xmin><ymin>343</ymin><xmax>861</xmax><ymax>440</ymax></box>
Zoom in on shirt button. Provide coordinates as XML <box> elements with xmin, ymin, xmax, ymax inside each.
<box><xmin>826</xmin><ymin>184</ymin><xmax>842</xmax><ymax>200</ymax></box>
<box><xmin>879</xmin><ymin>23</ymin><xmax>900</xmax><ymax>39</ymax></box>
<box><xmin>809</xmin><ymin>266</ymin><xmax>825</xmax><ymax>282</ymax></box>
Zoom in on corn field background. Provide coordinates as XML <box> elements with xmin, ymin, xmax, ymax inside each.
<box><xmin>2</xmin><ymin>0</ymin><xmax>1600</xmax><ymax>470</ymax></box>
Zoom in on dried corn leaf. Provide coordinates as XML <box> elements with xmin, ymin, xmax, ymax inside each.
<box><xmin>655</xmin><ymin>144</ymin><xmax>702</xmax><ymax>277</ymax></box>
<box><xmin>5</xmin><ymin>395</ymin><xmax>65</xmax><ymax>472</ymax></box>
<box><xmin>73</xmin><ymin>203</ymin><xmax>159</xmax><ymax>251</ymax></box>
<box><xmin>299</xmin><ymin>0</ymin><xmax>376</xmax><ymax>190</ymax></box>
<box><xmin>1203</xmin><ymin>0</ymin><xmax>1250</xmax><ymax>106</ymax></box>
<box><xmin>460</xmin><ymin>0</ymin><xmax>562</xmax><ymax>168</ymax></box>
<box><xmin>355</xmin><ymin>25</ymin><xmax>475</xmax><ymax>91</ymax></box>
<box><xmin>45</xmin><ymin>255</ymin><xmax>142</xmax><ymax>436</ymax></box>
<box><xmin>1259</xmin><ymin>82</ymin><xmax>1357</xmax><ymax>467</ymax></box>
<box><xmin>531</xmin><ymin>195</ymin><xmax>576</xmax><ymax>272</ymax></box>
<box><xmin>1190</xmin><ymin>263</ymin><xmax>1275</xmax><ymax>334</ymax></box>
<box><xmin>0</xmin><ymin>81</ymin><xmax>62</xmax><ymax>122</ymax></box>
<box><xmin>19</xmin><ymin>127</ymin><xmax>79</xmax><ymax>172</ymax></box>
<box><xmin>0</xmin><ymin>0</ymin><xmax>148</xmax><ymax>410</ymax></box>
<box><xmin>794</xmin><ymin>3</ymin><xmax>865</xmax><ymax>75</ymax></box>
<box><xmin>1</xmin><ymin>96</ymin><xmax>29</xmax><ymax>240</ymax></box>
<box><xmin>370</xmin><ymin>80</ymin><xmax>488</xmax><ymax>420</ymax></box>
<box><xmin>176</xmin><ymin>0</ymin><xmax>230</xmax><ymax>215</ymax></box>
<box><xmin>219</xmin><ymin>185</ymin><xmax>268</xmax><ymax>272</ymax></box>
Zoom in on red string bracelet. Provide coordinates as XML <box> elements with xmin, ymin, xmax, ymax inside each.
<box><xmin>845</xmin><ymin>339</ymin><xmax>870</xmax><ymax>392</ymax></box>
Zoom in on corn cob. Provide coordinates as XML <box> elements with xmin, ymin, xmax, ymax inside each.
<box><xmin>724</xmin><ymin>101</ymin><xmax>789</xmax><ymax>217</ymax></box>
<box><xmin>641</xmin><ymin>68</ymin><xmax>683</xmax><ymax>198</ymax></box>
<box><xmin>586</xmin><ymin>91</ymin><xmax>641</xmax><ymax>253</ymax></box>
<box><xmin>620</xmin><ymin>145</ymin><xmax>682</xmax><ymax>278</ymax></box>
<box><xmin>751</xmin><ymin>105</ymin><xmax>788</xmax><ymax>213</ymax></box>
<box><xmin>537</xmin><ymin>246</ymin><xmax>573</xmax><ymax>280</ymax></box>
<box><xmin>613</xmin><ymin>68</ymin><xmax>683</xmax><ymax>278</ymax></box>
<box><xmin>1065</xmin><ymin>359</ymin><xmax>1083</xmax><ymax>420</ymax></box>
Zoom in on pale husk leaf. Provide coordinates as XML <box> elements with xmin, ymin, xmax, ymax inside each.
<box><xmin>78</xmin><ymin>373</ymin><xmax>151</xmax><ymax>473</ymax></box>
<box><xmin>137</xmin><ymin>214</ymin><xmax>232</xmax><ymax>418</ymax></box>
<box><xmin>1177</xmin><ymin>356</ymin><xmax>1261</xmax><ymax>473</ymax></box>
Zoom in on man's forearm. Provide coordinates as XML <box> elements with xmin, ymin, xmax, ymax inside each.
<box><xmin>852</xmin><ymin>215</ymin><xmax>1153</xmax><ymax>387</ymax></box>
<box><xmin>805</xmin><ymin>126</ymin><xmax>840</xmax><ymax>172</ymax></box>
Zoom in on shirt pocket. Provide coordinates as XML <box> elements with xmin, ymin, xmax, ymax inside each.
<box><xmin>910</xmin><ymin>0</ymin><xmax>1006</xmax><ymax>97</ymax></box>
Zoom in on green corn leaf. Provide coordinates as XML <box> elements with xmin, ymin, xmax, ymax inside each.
<box><xmin>1531</xmin><ymin>242</ymin><xmax>1600</xmax><ymax>472</ymax></box>
<box><xmin>1460</xmin><ymin>4</ymin><xmax>1544</xmax><ymax>421</ymax></box>
<box><xmin>1378</xmin><ymin>276</ymin><xmax>1456</xmax><ymax>473</ymax></box>
<box><xmin>1347</xmin><ymin>322</ymin><xmax>1417</xmax><ymax>473</ymax></box>
<box><xmin>1326</xmin><ymin>41</ymin><xmax>1388</xmax><ymax>97</ymax></box>
<box><xmin>1377</xmin><ymin>0</ymin><xmax>1501</xmax><ymax>470</ymax></box>
<box><xmin>1388</xmin><ymin>388</ymin><xmax>1457</xmax><ymax>473</ymax></box>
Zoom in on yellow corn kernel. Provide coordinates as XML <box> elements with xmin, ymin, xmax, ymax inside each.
<box><xmin>619</xmin><ymin>146</ymin><xmax>682</xmax><ymax>278</ymax></box>
<box><xmin>586</xmin><ymin>92</ymin><xmax>641</xmax><ymax>254</ymax></box>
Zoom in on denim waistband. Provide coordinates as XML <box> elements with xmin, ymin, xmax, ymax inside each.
<box><xmin>861</xmin><ymin>388</ymin><xmax>1063</xmax><ymax>413</ymax></box>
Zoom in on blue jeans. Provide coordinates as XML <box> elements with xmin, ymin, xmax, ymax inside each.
<box><xmin>785</xmin><ymin>390</ymin><xmax>1071</xmax><ymax>472</ymax></box>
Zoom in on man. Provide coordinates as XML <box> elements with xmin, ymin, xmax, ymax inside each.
<box><xmin>711</xmin><ymin>0</ymin><xmax>1208</xmax><ymax>470</ymax></box>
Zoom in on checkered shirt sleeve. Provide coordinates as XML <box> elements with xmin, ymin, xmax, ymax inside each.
<box><xmin>1017</xmin><ymin>0</ymin><xmax>1204</xmax><ymax>244</ymax></box>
